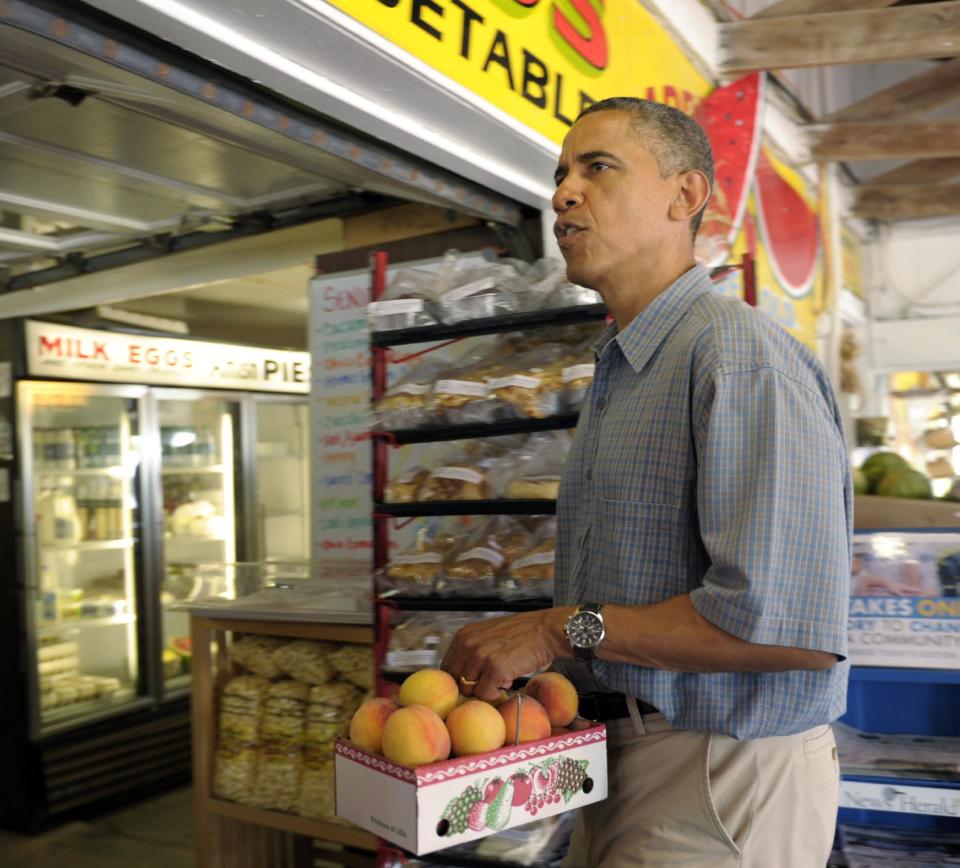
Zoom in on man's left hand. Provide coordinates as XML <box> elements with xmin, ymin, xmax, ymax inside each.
<box><xmin>441</xmin><ymin>608</ymin><xmax>573</xmax><ymax>701</ymax></box>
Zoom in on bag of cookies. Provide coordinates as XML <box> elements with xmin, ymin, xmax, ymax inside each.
<box><xmin>373</xmin><ymin>360</ymin><xmax>444</xmax><ymax>430</ymax></box>
<box><xmin>384</xmin><ymin>466</ymin><xmax>429</xmax><ymax>503</ymax></box>
<box><xmin>502</xmin><ymin>519</ymin><xmax>556</xmax><ymax>599</ymax></box>
<box><xmin>489</xmin><ymin>345</ymin><xmax>567</xmax><ymax>421</ymax></box>
<box><xmin>439</xmin><ymin>515</ymin><xmax>533</xmax><ymax>596</ymax></box>
<box><xmin>504</xmin><ymin>432</ymin><xmax>571</xmax><ymax>500</ymax></box>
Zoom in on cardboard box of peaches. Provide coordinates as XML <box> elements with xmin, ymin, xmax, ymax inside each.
<box><xmin>335</xmin><ymin>668</ymin><xmax>607</xmax><ymax>855</ymax></box>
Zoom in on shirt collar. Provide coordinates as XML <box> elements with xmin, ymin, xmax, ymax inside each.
<box><xmin>592</xmin><ymin>265</ymin><xmax>714</xmax><ymax>373</ymax></box>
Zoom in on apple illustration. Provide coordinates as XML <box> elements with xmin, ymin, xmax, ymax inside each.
<box><xmin>510</xmin><ymin>773</ymin><xmax>533</xmax><ymax>807</ymax></box>
<box><xmin>483</xmin><ymin>778</ymin><xmax>503</xmax><ymax>803</ymax></box>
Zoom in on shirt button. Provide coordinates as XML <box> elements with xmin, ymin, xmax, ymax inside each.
<box><xmin>586</xmin><ymin>468</ymin><xmax>593</xmax><ymax>480</ymax></box>
<box><xmin>597</xmin><ymin>397</ymin><xmax>607</xmax><ymax>411</ymax></box>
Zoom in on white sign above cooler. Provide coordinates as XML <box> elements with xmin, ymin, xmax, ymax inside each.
<box><xmin>25</xmin><ymin>321</ymin><xmax>310</xmax><ymax>394</ymax></box>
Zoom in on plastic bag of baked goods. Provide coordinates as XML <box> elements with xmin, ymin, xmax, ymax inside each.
<box><xmin>298</xmin><ymin>752</ymin><xmax>342</xmax><ymax>822</ymax></box>
<box><xmin>429</xmin><ymin>362</ymin><xmax>496</xmax><ymax>424</ymax></box>
<box><xmin>219</xmin><ymin>674</ymin><xmax>271</xmax><ymax>742</ymax></box>
<box><xmin>271</xmin><ymin>640</ymin><xmax>336</xmax><ymax>685</ymax></box>
<box><xmin>420</xmin><ymin>442</ymin><xmax>495</xmax><ymax>501</ymax></box>
<box><xmin>327</xmin><ymin>644</ymin><xmax>373</xmax><ymax>691</ymax></box>
<box><xmin>252</xmin><ymin>743</ymin><xmax>303</xmax><ymax>813</ymax></box>
<box><xmin>502</xmin><ymin>518</ymin><xmax>556</xmax><ymax>599</ymax></box>
<box><xmin>367</xmin><ymin>267</ymin><xmax>440</xmax><ymax>332</ymax></box>
<box><xmin>385</xmin><ymin>610</ymin><xmax>510</xmax><ymax>670</ymax></box>
<box><xmin>562</xmin><ymin>345</ymin><xmax>596</xmax><ymax>413</ymax></box>
<box><xmin>378</xmin><ymin>518</ymin><xmax>465</xmax><ymax>595</ymax></box>
<box><xmin>230</xmin><ymin>635</ymin><xmax>287</xmax><ymax>679</ymax></box>
<box><xmin>439</xmin><ymin>515</ymin><xmax>533</xmax><ymax>596</ymax></box>
<box><xmin>373</xmin><ymin>359</ymin><xmax>445</xmax><ymax>430</ymax></box>
<box><xmin>261</xmin><ymin>679</ymin><xmax>310</xmax><ymax>744</ymax></box>
<box><xmin>305</xmin><ymin>681</ymin><xmax>363</xmax><ymax>748</ymax></box>
<box><xmin>214</xmin><ymin>738</ymin><xmax>258</xmax><ymax>804</ymax></box>
<box><xmin>384</xmin><ymin>466</ymin><xmax>429</xmax><ymax>503</ymax></box>
<box><xmin>504</xmin><ymin>432</ymin><xmax>571</xmax><ymax>500</ymax></box>
<box><xmin>489</xmin><ymin>344</ymin><xmax>567</xmax><ymax>421</ymax></box>
<box><xmin>435</xmin><ymin>251</ymin><xmax>521</xmax><ymax>324</ymax></box>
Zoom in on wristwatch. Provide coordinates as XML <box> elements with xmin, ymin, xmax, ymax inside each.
<box><xmin>564</xmin><ymin>603</ymin><xmax>605</xmax><ymax>661</ymax></box>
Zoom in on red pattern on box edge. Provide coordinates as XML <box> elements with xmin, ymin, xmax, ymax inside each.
<box><xmin>334</xmin><ymin>725</ymin><xmax>606</xmax><ymax>786</ymax></box>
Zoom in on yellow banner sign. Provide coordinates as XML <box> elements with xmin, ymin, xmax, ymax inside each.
<box><xmin>325</xmin><ymin>0</ymin><xmax>711</xmax><ymax>144</ymax></box>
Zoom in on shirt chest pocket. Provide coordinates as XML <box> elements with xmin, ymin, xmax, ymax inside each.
<box><xmin>593</xmin><ymin>498</ymin><xmax>690</xmax><ymax>604</ymax></box>
<box><xmin>591</xmin><ymin>410</ymin><xmax>695</xmax><ymax>505</ymax></box>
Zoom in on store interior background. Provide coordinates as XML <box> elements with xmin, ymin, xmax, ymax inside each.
<box><xmin>2</xmin><ymin>0</ymin><xmax>960</xmax><ymax>866</ymax></box>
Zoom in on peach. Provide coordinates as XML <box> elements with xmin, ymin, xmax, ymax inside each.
<box><xmin>445</xmin><ymin>700</ymin><xmax>506</xmax><ymax>757</ymax></box>
<box><xmin>523</xmin><ymin>672</ymin><xmax>579</xmax><ymax>727</ymax></box>
<box><xmin>550</xmin><ymin>726</ymin><xmax>571</xmax><ymax>737</ymax></box>
<box><xmin>498</xmin><ymin>695</ymin><xmax>551</xmax><ymax>745</ymax></box>
<box><xmin>398</xmin><ymin>669</ymin><xmax>460</xmax><ymax>720</ymax></box>
<box><xmin>349</xmin><ymin>697</ymin><xmax>397</xmax><ymax>754</ymax></box>
<box><xmin>381</xmin><ymin>705</ymin><xmax>451</xmax><ymax>766</ymax></box>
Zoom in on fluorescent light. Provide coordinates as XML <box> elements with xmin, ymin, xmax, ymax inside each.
<box><xmin>128</xmin><ymin>0</ymin><xmax>556</xmax><ymax>203</ymax></box>
<box><xmin>96</xmin><ymin>305</ymin><xmax>190</xmax><ymax>334</ymax></box>
<box><xmin>170</xmin><ymin>431</ymin><xmax>197</xmax><ymax>448</ymax></box>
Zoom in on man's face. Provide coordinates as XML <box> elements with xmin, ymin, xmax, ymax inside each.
<box><xmin>552</xmin><ymin>110</ymin><xmax>680</xmax><ymax>290</ymax></box>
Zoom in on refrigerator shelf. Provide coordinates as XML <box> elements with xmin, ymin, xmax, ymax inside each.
<box><xmin>161</xmin><ymin>464</ymin><xmax>225</xmax><ymax>475</ymax></box>
<box><xmin>36</xmin><ymin>466</ymin><xmax>126</xmax><ymax>478</ymax></box>
<box><xmin>41</xmin><ymin>686</ymin><xmax>141</xmax><ymax>730</ymax></box>
<box><xmin>38</xmin><ymin>613</ymin><xmax>136</xmax><ymax>635</ymax></box>
<box><xmin>41</xmin><ymin>539</ymin><xmax>133</xmax><ymax>551</ymax></box>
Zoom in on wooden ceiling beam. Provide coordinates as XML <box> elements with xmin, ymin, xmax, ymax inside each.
<box><xmin>720</xmin><ymin>2</ymin><xmax>960</xmax><ymax>73</ymax></box>
<box><xmin>812</xmin><ymin>119</ymin><xmax>960</xmax><ymax>160</ymax></box>
<box><xmin>826</xmin><ymin>57</ymin><xmax>960</xmax><ymax>122</ymax></box>
<box><xmin>751</xmin><ymin>0</ymin><xmax>898</xmax><ymax>19</ymax></box>
<box><xmin>854</xmin><ymin>183</ymin><xmax>960</xmax><ymax>220</ymax></box>
<box><xmin>868</xmin><ymin>158</ymin><xmax>960</xmax><ymax>185</ymax></box>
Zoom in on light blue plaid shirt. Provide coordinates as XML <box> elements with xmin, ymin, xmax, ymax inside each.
<box><xmin>555</xmin><ymin>265</ymin><xmax>852</xmax><ymax>739</ymax></box>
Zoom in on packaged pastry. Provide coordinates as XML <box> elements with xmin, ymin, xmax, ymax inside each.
<box><xmin>503</xmin><ymin>432</ymin><xmax>571</xmax><ymax>500</ymax></box>
<box><xmin>260</xmin><ymin>679</ymin><xmax>310</xmax><ymax>744</ymax></box>
<box><xmin>503</xmin><ymin>530</ymin><xmax>556</xmax><ymax>598</ymax></box>
<box><xmin>434</xmin><ymin>253</ymin><xmax>521</xmax><ymax>324</ymax></box>
<box><xmin>367</xmin><ymin>267</ymin><xmax>440</xmax><ymax>332</ymax></box>
<box><xmin>271</xmin><ymin>640</ymin><xmax>335</xmax><ymax>685</ymax></box>
<box><xmin>489</xmin><ymin>346</ymin><xmax>566</xmax><ymax>420</ymax></box>
<box><xmin>562</xmin><ymin>358</ymin><xmax>596</xmax><ymax>413</ymax></box>
<box><xmin>230</xmin><ymin>635</ymin><xmax>287</xmax><ymax>678</ymax></box>
<box><xmin>422</xmin><ymin>464</ymin><xmax>491</xmax><ymax>501</ymax></box>
<box><xmin>251</xmin><ymin>744</ymin><xmax>303</xmax><ymax>813</ymax></box>
<box><xmin>213</xmin><ymin>739</ymin><xmax>258</xmax><ymax>804</ymax></box>
<box><xmin>327</xmin><ymin>644</ymin><xmax>373</xmax><ymax>681</ymax></box>
<box><xmin>430</xmin><ymin>374</ymin><xmax>493</xmax><ymax>423</ymax></box>
<box><xmin>383</xmin><ymin>550</ymin><xmax>444</xmax><ymax>593</ymax></box>
<box><xmin>384</xmin><ymin>467</ymin><xmax>429</xmax><ymax>503</ymax></box>
<box><xmin>439</xmin><ymin>516</ymin><xmax>532</xmax><ymax>595</ymax></box>
<box><xmin>505</xmin><ymin>475</ymin><xmax>561</xmax><ymax>499</ymax></box>
<box><xmin>219</xmin><ymin>675</ymin><xmax>271</xmax><ymax>742</ymax></box>
<box><xmin>305</xmin><ymin>682</ymin><xmax>363</xmax><ymax>747</ymax></box>
<box><xmin>373</xmin><ymin>360</ymin><xmax>444</xmax><ymax>430</ymax></box>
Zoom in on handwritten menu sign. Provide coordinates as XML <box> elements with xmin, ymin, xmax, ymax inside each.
<box><xmin>309</xmin><ymin>270</ymin><xmax>373</xmax><ymax>564</ymax></box>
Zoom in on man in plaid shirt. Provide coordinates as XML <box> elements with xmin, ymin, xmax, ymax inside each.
<box><xmin>444</xmin><ymin>97</ymin><xmax>851</xmax><ymax>867</ymax></box>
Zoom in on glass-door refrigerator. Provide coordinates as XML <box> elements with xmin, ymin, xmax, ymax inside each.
<box><xmin>0</xmin><ymin>319</ymin><xmax>310</xmax><ymax>832</ymax></box>
<box><xmin>20</xmin><ymin>382</ymin><xmax>149</xmax><ymax>736</ymax></box>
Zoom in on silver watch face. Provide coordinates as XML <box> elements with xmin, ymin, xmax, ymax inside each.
<box><xmin>567</xmin><ymin>611</ymin><xmax>604</xmax><ymax>648</ymax></box>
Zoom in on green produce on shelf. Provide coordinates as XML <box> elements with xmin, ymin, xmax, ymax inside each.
<box><xmin>875</xmin><ymin>468</ymin><xmax>933</xmax><ymax>500</ymax></box>
<box><xmin>860</xmin><ymin>451</ymin><xmax>910</xmax><ymax>492</ymax></box>
<box><xmin>852</xmin><ymin>467</ymin><xmax>868</xmax><ymax>495</ymax></box>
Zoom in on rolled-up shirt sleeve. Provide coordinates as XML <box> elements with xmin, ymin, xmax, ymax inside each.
<box><xmin>689</xmin><ymin>365</ymin><xmax>851</xmax><ymax>658</ymax></box>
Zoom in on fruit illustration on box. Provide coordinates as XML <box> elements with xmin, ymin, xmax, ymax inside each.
<box><xmin>693</xmin><ymin>71</ymin><xmax>765</xmax><ymax>268</ymax></box>
<box><xmin>439</xmin><ymin>755</ymin><xmax>591</xmax><ymax>837</ymax></box>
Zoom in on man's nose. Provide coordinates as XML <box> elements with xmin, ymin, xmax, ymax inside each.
<box><xmin>552</xmin><ymin>180</ymin><xmax>583</xmax><ymax>213</ymax></box>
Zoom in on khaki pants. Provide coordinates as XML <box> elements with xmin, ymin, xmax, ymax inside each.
<box><xmin>563</xmin><ymin>707</ymin><xmax>839</xmax><ymax>868</ymax></box>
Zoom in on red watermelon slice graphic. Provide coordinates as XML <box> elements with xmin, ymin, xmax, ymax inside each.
<box><xmin>754</xmin><ymin>148</ymin><xmax>820</xmax><ymax>298</ymax></box>
<box><xmin>694</xmin><ymin>72</ymin><xmax>765</xmax><ymax>267</ymax></box>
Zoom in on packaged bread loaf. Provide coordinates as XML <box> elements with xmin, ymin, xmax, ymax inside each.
<box><xmin>251</xmin><ymin>744</ymin><xmax>303</xmax><ymax>812</ymax></box>
<box><xmin>260</xmin><ymin>679</ymin><xmax>310</xmax><ymax>743</ymax></box>
<box><xmin>271</xmin><ymin>640</ymin><xmax>335</xmax><ymax>685</ymax></box>
<box><xmin>219</xmin><ymin>675</ymin><xmax>271</xmax><ymax>742</ymax></box>
<box><xmin>213</xmin><ymin>740</ymin><xmax>259</xmax><ymax>804</ymax></box>
<box><xmin>230</xmin><ymin>635</ymin><xmax>287</xmax><ymax>678</ymax></box>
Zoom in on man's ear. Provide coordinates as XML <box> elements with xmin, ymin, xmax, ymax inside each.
<box><xmin>669</xmin><ymin>170</ymin><xmax>711</xmax><ymax>224</ymax></box>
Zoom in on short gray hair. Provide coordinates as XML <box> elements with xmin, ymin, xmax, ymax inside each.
<box><xmin>578</xmin><ymin>97</ymin><xmax>714</xmax><ymax>237</ymax></box>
